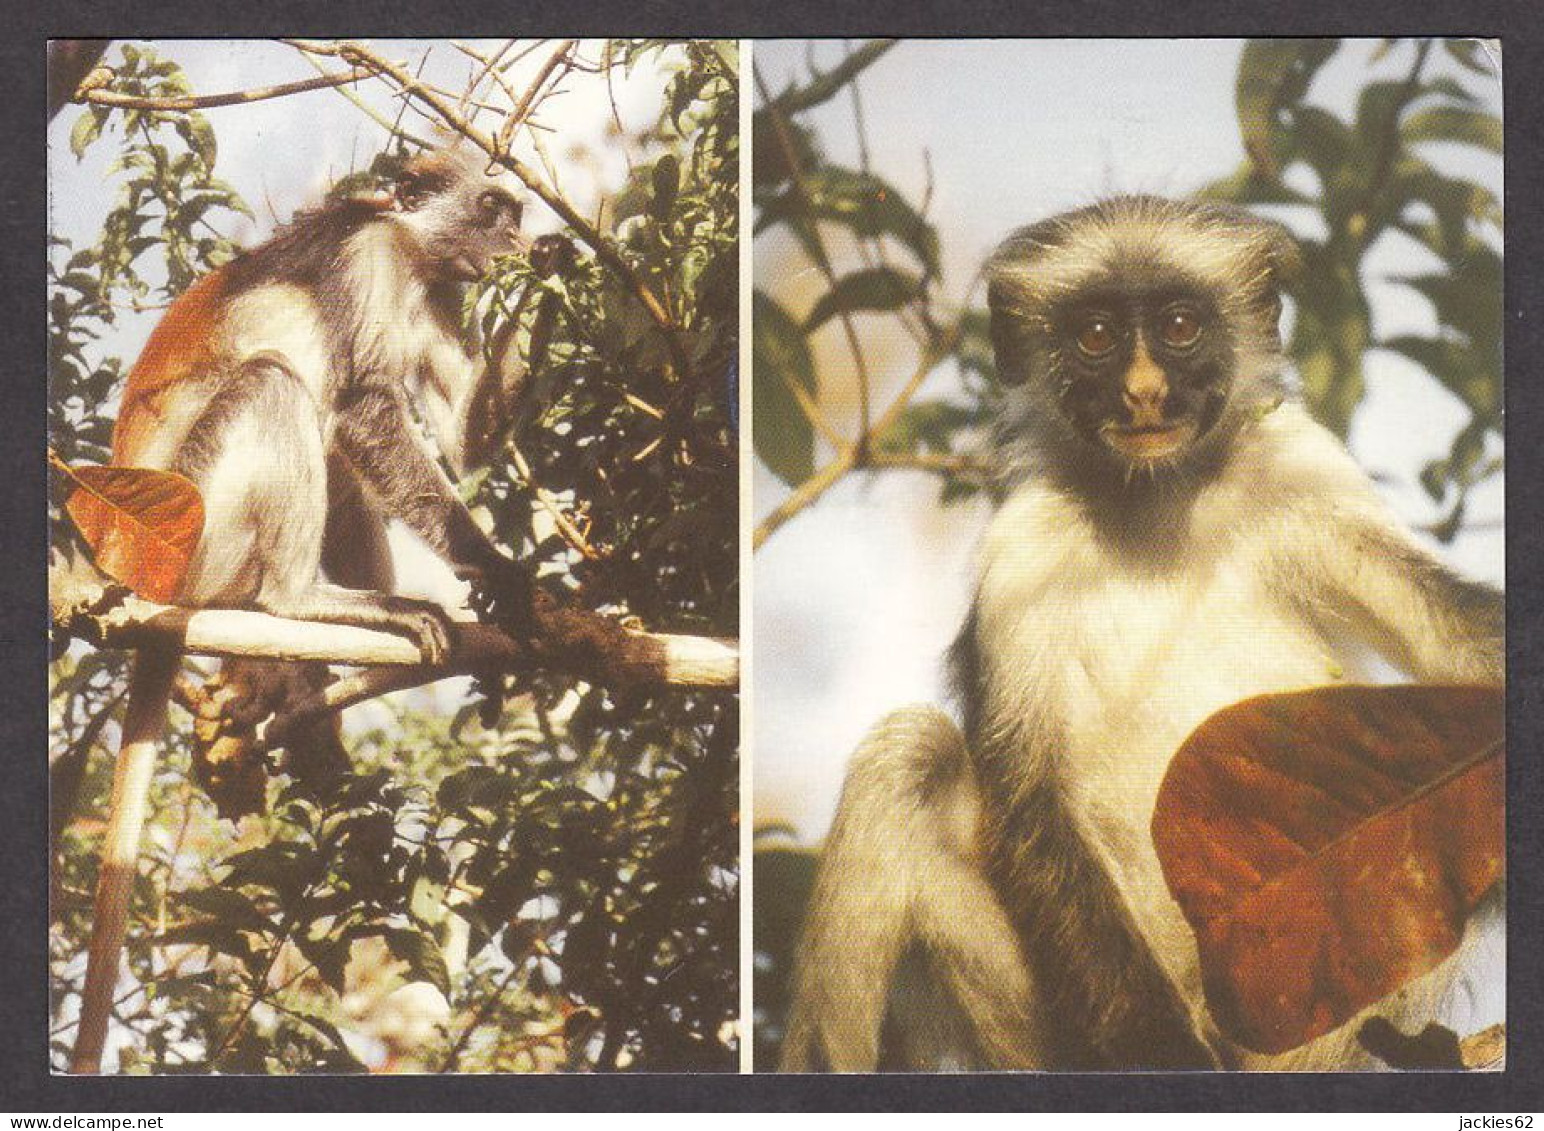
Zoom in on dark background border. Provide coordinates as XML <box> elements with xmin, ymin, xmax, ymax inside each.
<box><xmin>8</xmin><ymin>0</ymin><xmax>1542</xmax><ymax>1112</ymax></box>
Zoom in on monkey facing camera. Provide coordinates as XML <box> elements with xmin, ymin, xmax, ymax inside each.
<box><xmin>781</xmin><ymin>196</ymin><xmax>1503</xmax><ymax>1072</ymax></box>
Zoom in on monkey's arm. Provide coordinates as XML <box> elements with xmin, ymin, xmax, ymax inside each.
<box><xmin>1259</xmin><ymin>411</ymin><xmax>1501</xmax><ymax>684</ymax></box>
<box><xmin>333</xmin><ymin>375</ymin><xmax>510</xmax><ymax>576</ymax></box>
<box><xmin>1322</xmin><ymin>519</ymin><xmax>1501</xmax><ymax>683</ymax></box>
<box><xmin>457</xmin><ymin>317</ymin><xmax>530</xmax><ymax>473</ymax></box>
<box><xmin>416</xmin><ymin>312</ymin><xmax>530</xmax><ymax>478</ymax></box>
<box><xmin>1275</xmin><ymin>497</ymin><xmax>1502</xmax><ymax>684</ymax></box>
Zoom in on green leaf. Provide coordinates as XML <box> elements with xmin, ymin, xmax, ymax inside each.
<box><xmin>650</xmin><ymin>154</ymin><xmax>680</xmax><ymax>222</ymax></box>
<box><xmin>1400</xmin><ymin>106</ymin><xmax>1502</xmax><ymax>154</ymax></box>
<box><xmin>1381</xmin><ymin>334</ymin><xmax>1499</xmax><ymax>418</ymax></box>
<box><xmin>288</xmin><ymin>1009</ymin><xmax>369</xmax><ymax>1070</ymax></box>
<box><xmin>385</xmin><ymin>927</ymin><xmax>451</xmax><ymax>997</ymax></box>
<box><xmin>1197</xmin><ymin>165</ymin><xmax>1315</xmax><ymax>207</ymax></box>
<box><xmin>756</xmin><ymin>166</ymin><xmax>940</xmax><ymax>278</ymax></box>
<box><xmin>1444</xmin><ymin>39</ymin><xmax>1496</xmax><ymax>76</ymax></box>
<box><xmin>1392</xmin><ymin>265</ymin><xmax>1502</xmax><ymax>352</ymax></box>
<box><xmin>874</xmin><ymin>398</ymin><xmax>980</xmax><ymax>455</ymax></box>
<box><xmin>1383</xmin><ymin>158</ymin><xmax>1500</xmax><ymax>255</ymax></box>
<box><xmin>1287</xmin><ymin>107</ymin><xmax>1354</xmax><ymax>195</ymax></box>
<box><xmin>803</xmin><ymin>266</ymin><xmax>921</xmax><ymax>332</ymax></box>
<box><xmin>752</xmin><ymin>290</ymin><xmax>816</xmax><ymax>485</ymax></box>
<box><xmin>187</xmin><ymin>115</ymin><xmax>218</xmax><ymax>169</ymax></box>
<box><xmin>69</xmin><ymin>109</ymin><xmax>102</xmax><ymax>160</ymax></box>
<box><xmin>177</xmin><ymin>886</ymin><xmax>271</xmax><ymax>935</ymax></box>
<box><xmin>157</xmin><ymin>920</ymin><xmax>258</xmax><ymax>967</ymax></box>
<box><xmin>295</xmin><ymin>930</ymin><xmax>350</xmax><ymax>994</ymax></box>
<box><xmin>763</xmin><ymin>40</ymin><xmax>895</xmax><ymax>117</ymax></box>
<box><xmin>1235</xmin><ymin>39</ymin><xmax>1340</xmax><ymax>176</ymax></box>
<box><xmin>752</xmin><ymin>112</ymin><xmax>820</xmax><ymax>189</ymax></box>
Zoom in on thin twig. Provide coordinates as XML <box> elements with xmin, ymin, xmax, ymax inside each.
<box><xmin>497</xmin><ymin>39</ymin><xmax>577</xmax><ymax>154</ymax></box>
<box><xmin>80</xmin><ymin>67</ymin><xmax>370</xmax><ymax>112</ymax></box>
<box><xmin>297</xmin><ymin>51</ymin><xmax>432</xmax><ymax>151</ymax></box>
<box><xmin>862</xmin><ymin>450</ymin><xmax>993</xmax><ymax>482</ymax></box>
<box><xmin>438</xmin><ymin>964</ymin><xmax>523</xmax><ymax>1072</ymax></box>
<box><xmin>753</xmin><ymin>322</ymin><xmax>963</xmax><ymax>550</ymax></box>
<box><xmin>451</xmin><ymin>39</ymin><xmax>521</xmax><ymax>106</ymax></box>
<box><xmin>507</xmin><ymin>441</ymin><xmax>603</xmax><ymax>561</ymax></box>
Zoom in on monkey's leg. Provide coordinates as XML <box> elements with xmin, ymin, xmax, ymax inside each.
<box><xmin>71</xmin><ymin>647</ymin><xmax>179</xmax><ymax>1074</ymax></box>
<box><xmin>176</xmin><ymin>357</ymin><xmax>454</xmax><ymax>663</ymax></box>
<box><xmin>975</xmin><ymin>768</ymin><xmax>1221</xmax><ymax>1070</ymax></box>
<box><xmin>781</xmin><ymin>706</ymin><xmax>1044</xmax><ymax>1072</ymax></box>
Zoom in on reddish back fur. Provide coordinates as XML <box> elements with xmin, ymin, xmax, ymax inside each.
<box><xmin>112</xmin><ymin>268</ymin><xmax>228</xmax><ymax>465</ymax></box>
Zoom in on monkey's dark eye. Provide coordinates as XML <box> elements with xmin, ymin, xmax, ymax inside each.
<box><xmin>1075</xmin><ymin>318</ymin><xmax>1117</xmax><ymax>358</ymax></box>
<box><xmin>478</xmin><ymin>190</ymin><xmax>516</xmax><ymax>228</ymax></box>
<box><xmin>1158</xmin><ymin>307</ymin><xmax>1204</xmax><ymax>349</ymax></box>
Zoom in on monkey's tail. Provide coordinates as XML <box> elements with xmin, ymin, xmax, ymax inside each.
<box><xmin>779</xmin><ymin>705</ymin><xmax>1042</xmax><ymax>1072</ymax></box>
<box><xmin>71</xmin><ymin>647</ymin><xmax>179</xmax><ymax>1075</ymax></box>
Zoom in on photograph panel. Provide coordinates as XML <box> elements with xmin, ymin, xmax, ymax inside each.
<box><xmin>751</xmin><ymin>37</ymin><xmax>1504</xmax><ymax>1073</ymax></box>
<box><xmin>48</xmin><ymin>38</ymin><xmax>740</xmax><ymax>1075</ymax></box>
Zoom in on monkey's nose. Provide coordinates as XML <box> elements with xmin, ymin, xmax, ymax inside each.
<box><xmin>1123</xmin><ymin>384</ymin><xmax>1167</xmax><ymax>413</ymax></box>
<box><xmin>1122</xmin><ymin>345</ymin><xmax>1169</xmax><ymax>423</ymax></box>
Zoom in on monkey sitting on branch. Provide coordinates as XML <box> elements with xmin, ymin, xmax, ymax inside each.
<box><xmin>780</xmin><ymin>195</ymin><xmax>1503</xmax><ymax>1073</ymax></box>
<box><xmin>69</xmin><ymin>144</ymin><xmax>665</xmax><ymax>1074</ymax></box>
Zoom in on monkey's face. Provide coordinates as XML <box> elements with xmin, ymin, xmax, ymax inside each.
<box><xmin>1050</xmin><ymin>281</ymin><xmax>1232</xmax><ymax>468</ymax></box>
<box><xmin>392</xmin><ymin>153</ymin><xmax>529</xmax><ymax>282</ymax></box>
<box><xmin>988</xmin><ymin>196</ymin><xmax>1299</xmax><ymax>482</ymax></box>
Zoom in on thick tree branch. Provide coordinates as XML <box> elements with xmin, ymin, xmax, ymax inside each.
<box><xmin>51</xmin><ymin>576</ymin><xmax>738</xmax><ymax>690</ymax></box>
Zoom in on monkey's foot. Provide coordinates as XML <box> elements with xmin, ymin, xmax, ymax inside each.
<box><xmin>375</xmin><ymin>595</ymin><xmax>455</xmax><ymax>665</ymax></box>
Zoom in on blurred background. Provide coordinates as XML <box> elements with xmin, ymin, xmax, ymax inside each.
<box><xmin>750</xmin><ymin>38</ymin><xmax>1503</xmax><ymax>1064</ymax></box>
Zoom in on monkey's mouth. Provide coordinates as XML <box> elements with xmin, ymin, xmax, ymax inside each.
<box><xmin>1100</xmin><ymin>420</ymin><xmax>1199</xmax><ymax>461</ymax></box>
<box><xmin>448</xmin><ymin>254</ymin><xmax>487</xmax><ymax>280</ymax></box>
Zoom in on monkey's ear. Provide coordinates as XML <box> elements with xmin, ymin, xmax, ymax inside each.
<box><xmin>1249</xmin><ymin>218</ymin><xmax>1302</xmax><ymax>338</ymax></box>
<box><xmin>394</xmin><ymin>169</ymin><xmax>428</xmax><ymax>211</ymax></box>
<box><xmin>987</xmin><ymin>278</ymin><xmax>1033</xmax><ymax>387</ymax></box>
<box><xmin>1254</xmin><ymin>217</ymin><xmax>1303</xmax><ymax>290</ymax></box>
<box><xmin>394</xmin><ymin>157</ymin><xmax>451</xmax><ymax>211</ymax></box>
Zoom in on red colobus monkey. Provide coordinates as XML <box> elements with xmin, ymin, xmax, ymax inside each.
<box><xmin>780</xmin><ymin>196</ymin><xmax>1503</xmax><ymax>1072</ymax></box>
<box><xmin>73</xmin><ymin>145</ymin><xmax>533</xmax><ymax>1073</ymax></box>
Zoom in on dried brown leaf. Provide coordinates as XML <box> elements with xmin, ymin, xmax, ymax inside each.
<box><xmin>1152</xmin><ymin>684</ymin><xmax>1503</xmax><ymax>1054</ymax></box>
<box><xmin>61</xmin><ymin>463</ymin><xmax>204</xmax><ymax>604</ymax></box>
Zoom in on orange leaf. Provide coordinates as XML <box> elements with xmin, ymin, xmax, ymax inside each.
<box><xmin>60</xmin><ymin>462</ymin><xmax>205</xmax><ymax>604</ymax></box>
<box><xmin>1152</xmin><ymin>684</ymin><xmax>1504</xmax><ymax>1054</ymax></box>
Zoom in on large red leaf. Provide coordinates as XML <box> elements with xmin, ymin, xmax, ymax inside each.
<box><xmin>60</xmin><ymin>461</ymin><xmax>205</xmax><ymax>604</ymax></box>
<box><xmin>1152</xmin><ymin>684</ymin><xmax>1504</xmax><ymax>1054</ymax></box>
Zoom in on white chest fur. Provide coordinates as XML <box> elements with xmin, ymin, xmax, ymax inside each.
<box><xmin>973</xmin><ymin>464</ymin><xmax>1360</xmax><ymax>1010</ymax></box>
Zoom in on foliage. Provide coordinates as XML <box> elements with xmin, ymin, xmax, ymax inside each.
<box><xmin>751</xmin><ymin>40</ymin><xmax>997</xmax><ymax>509</ymax></box>
<box><xmin>1203</xmin><ymin>38</ymin><xmax>1503</xmax><ymax>540</ymax></box>
<box><xmin>49</xmin><ymin>43</ymin><xmax>246</xmax><ymax>542</ymax></box>
<box><xmin>49</xmin><ymin>39</ymin><xmax>738</xmax><ymax>1074</ymax></box>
